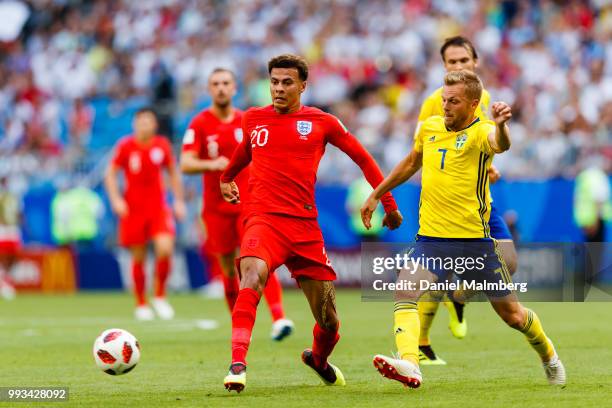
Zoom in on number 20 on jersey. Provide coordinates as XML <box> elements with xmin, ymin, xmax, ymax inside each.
<box><xmin>250</xmin><ymin>127</ymin><xmax>269</xmax><ymax>148</ymax></box>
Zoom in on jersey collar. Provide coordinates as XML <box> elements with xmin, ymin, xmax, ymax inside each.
<box><xmin>446</xmin><ymin>117</ymin><xmax>480</xmax><ymax>132</ymax></box>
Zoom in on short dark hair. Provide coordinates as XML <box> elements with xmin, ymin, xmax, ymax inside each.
<box><xmin>209</xmin><ymin>67</ymin><xmax>236</xmax><ymax>81</ymax></box>
<box><xmin>440</xmin><ymin>36</ymin><xmax>478</xmax><ymax>62</ymax></box>
<box><xmin>135</xmin><ymin>107</ymin><xmax>157</xmax><ymax>117</ymax></box>
<box><xmin>268</xmin><ymin>54</ymin><xmax>309</xmax><ymax>81</ymax></box>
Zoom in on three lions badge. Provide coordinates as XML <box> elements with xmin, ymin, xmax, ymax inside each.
<box><xmin>297</xmin><ymin>121</ymin><xmax>312</xmax><ymax>140</ymax></box>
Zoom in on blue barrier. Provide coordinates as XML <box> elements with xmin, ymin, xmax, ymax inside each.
<box><xmin>22</xmin><ymin>179</ymin><xmax>609</xmax><ymax>248</ymax></box>
<box><xmin>184</xmin><ymin>247</ymin><xmax>208</xmax><ymax>288</ymax></box>
<box><xmin>76</xmin><ymin>249</ymin><xmax>123</xmax><ymax>290</ymax></box>
<box><xmin>315</xmin><ymin>179</ymin><xmax>606</xmax><ymax>248</ymax></box>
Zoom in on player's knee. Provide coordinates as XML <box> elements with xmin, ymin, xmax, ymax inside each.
<box><xmin>239</xmin><ymin>261</ymin><xmax>267</xmax><ymax>293</ymax></box>
<box><xmin>505</xmin><ymin>254</ymin><xmax>518</xmax><ymax>276</ymax></box>
<box><xmin>154</xmin><ymin>241</ymin><xmax>174</xmax><ymax>259</ymax></box>
<box><xmin>394</xmin><ymin>290</ymin><xmax>420</xmax><ymax>303</ymax></box>
<box><xmin>499</xmin><ymin>243</ymin><xmax>518</xmax><ymax>276</ymax></box>
<box><xmin>130</xmin><ymin>247</ymin><xmax>147</xmax><ymax>262</ymax></box>
<box><xmin>240</xmin><ymin>269</ymin><xmax>263</xmax><ymax>292</ymax></box>
<box><xmin>157</xmin><ymin>248</ymin><xmax>172</xmax><ymax>260</ymax></box>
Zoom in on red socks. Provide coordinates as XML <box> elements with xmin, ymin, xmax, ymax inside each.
<box><xmin>231</xmin><ymin>288</ymin><xmax>261</xmax><ymax>364</ymax></box>
<box><xmin>133</xmin><ymin>257</ymin><xmax>171</xmax><ymax>304</ymax></box>
<box><xmin>132</xmin><ymin>260</ymin><xmax>146</xmax><ymax>306</ymax></box>
<box><xmin>222</xmin><ymin>274</ymin><xmax>240</xmax><ymax>311</ymax></box>
<box><xmin>263</xmin><ymin>273</ymin><xmax>285</xmax><ymax>321</ymax></box>
<box><xmin>154</xmin><ymin>257</ymin><xmax>171</xmax><ymax>298</ymax></box>
<box><xmin>312</xmin><ymin>323</ymin><xmax>340</xmax><ymax>368</ymax></box>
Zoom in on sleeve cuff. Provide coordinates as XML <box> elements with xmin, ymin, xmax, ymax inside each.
<box><xmin>220</xmin><ymin>172</ymin><xmax>233</xmax><ymax>183</ymax></box>
<box><xmin>381</xmin><ymin>193</ymin><xmax>398</xmax><ymax>213</ymax></box>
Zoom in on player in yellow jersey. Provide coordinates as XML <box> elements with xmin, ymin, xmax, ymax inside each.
<box><xmin>415</xmin><ymin>36</ymin><xmax>518</xmax><ymax>365</ymax></box>
<box><xmin>361</xmin><ymin>70</ymin><xmax>565</xmax><ymax>388</ymax></box>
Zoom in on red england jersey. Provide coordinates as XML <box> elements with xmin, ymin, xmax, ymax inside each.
<box><xmin>111</xmin><ymin>135</ymin><xmax>173</xmax><ymax>210</ymax></box>
<box><xmin>182</xmin><ymin>109</ymin><xmax>247</xmax><ymax>215</ymax></box>
<box><xmin>221</xmin><ymin>105</ymin><xmax>397</xmax><ymax>219</ymax></box>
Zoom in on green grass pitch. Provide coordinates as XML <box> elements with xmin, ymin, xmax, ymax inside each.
<box><xmin>1</xmin><ymin>290</ymin><xmax>610</xmax><ymax>407</ymax></box>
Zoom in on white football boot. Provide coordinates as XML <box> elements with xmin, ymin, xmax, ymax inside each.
<box><xmin>373</xmin><ymin>354</ymin><xmax>422</xmax><ymax>388</ymax></box>
<box><xmin>152</xmin><ymin>297</ymin><xmax>175</xmax><ymax>320</ymax></box>
<box><xmin>224</xmin><ymin>363</ymin><xmax>247</xmax><ymax>393</ymax></box>
<box><xmin>134</xmin><ymin>305</ymin><xmax>155</xmax><ymax>321</ymax></box>
<box><xmin>543</xmin><ymin>353</ymin><xmax>566</xmax><ymax>386</ymax></box>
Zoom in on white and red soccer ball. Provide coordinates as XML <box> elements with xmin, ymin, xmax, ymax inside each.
<box><xmin>93</xmin><ymin>328</ymin><xmax>140</xmax><ymax>375</ymax></box>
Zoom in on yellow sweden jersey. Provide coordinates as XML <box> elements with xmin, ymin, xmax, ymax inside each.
<box><xmin>414</xmin><ymin>116</ymin><xmax>496</xmax><ymax>238</ymax></box>
<box><xmin>418</xmin><ymin>87</ymin><xmax>491</xmax><ymax>122</ymax></box>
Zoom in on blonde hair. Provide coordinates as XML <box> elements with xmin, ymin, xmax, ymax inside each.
<box><xmin>444</xmin><ymin>70</ymin><xmax>483</xmax><ymax>101</ymax></box>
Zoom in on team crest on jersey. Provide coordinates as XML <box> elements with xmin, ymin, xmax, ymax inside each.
<box><xmin>150</xmin><ymin>147</ymin><xmax>165</xmax><ymax>164</ymax></box>
<box><xmin>183</xmin><ymin>128</ymin><xmax>195</xmax><ymax>145</ymax></box>
<box><xmin>234</xmin><ymin>128</ymin><xmax>243</xmax><ymax>142</ymax></box>
<box><xmin>297</xmin><ymin>121</ymin><xmax>312</xmax><ymax>139</ymax></box>
<box><xmin>455</xmin><ymin>133</ymin><xmax>468</xmax><ymax>149</ymax></box>
<box><xmin>129</xmin><ymin>153</ymin><xmax>141</xmax><ymax>173</ymax></box>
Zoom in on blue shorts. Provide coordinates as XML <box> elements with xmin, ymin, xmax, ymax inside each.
<box><xmin>489</xmin><ymin>204</ymin><xmax>513</xmax><ymax>240</ymax></box>
<box><xmin>410</xmin><ymin>235</ymin><xmax>513</xmax><ymax>298</ymax></box>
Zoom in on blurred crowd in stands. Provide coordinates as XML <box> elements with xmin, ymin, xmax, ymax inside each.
<box><xmin>0</xmin><ymin>0</ymin><xmax>610</xmax><ymax>189</ymax></box>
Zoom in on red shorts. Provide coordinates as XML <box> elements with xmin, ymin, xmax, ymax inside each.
<box><xmin>119</xmin><ymin>206</ymin><xmax>175</xmax><ymax>247</ymax></box>
<box><xmin>238</xmin><ymin>213</ymin><xmax>336</xmax><ymax>281</ymax></box>
<box><xmin>0</xmin><ymin>240</ymin><xmax>20</xmax><ymax>255</ymax></box>
<box><xmin>203</xmin><ymin>211</ymin><xmax>244</xmax><ymax>255</ymax></box>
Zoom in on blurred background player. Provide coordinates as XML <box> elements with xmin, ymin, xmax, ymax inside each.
<box><xmin>220</xmin><ymin>54</ymin><xmax>402</xmax><ymax>392</ymax></box>
<box><xmin>362</xmin><ymin>70</ymin><xmax>565</xmax><ymax>389</ymax></box>
<box><xmin>104</xmin><ymin>108</ymin><xmax>186</xmax><ymax>321</ymax></box>
<box><xmin>346</xmin><ymin>177</ymin><xmax>384</xmax><ymax>242</ymax></box>
<box><xmin>415</xmin><ymin>36</ymin><xmax>519</xmax><ymax>365</ymax></box>
<box><xmin>0</xmin><ymin>176</ymin><xmax>21</xmax><ymax>300</ymax></box>
<box><xmin>574</xmin><ymin>156</ymin><xmax>611</xmax><ymax>286</ymax></box>
<box><xmin>181</xmin><ymin>68</ymin><xmax>294</xmax><ymax>340</ymax></box>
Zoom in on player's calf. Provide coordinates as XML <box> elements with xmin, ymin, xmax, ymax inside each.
<box><xmin>493</xmin><ymin>300</ymin><xmax>525</xmax><ymax>330</ymax></box>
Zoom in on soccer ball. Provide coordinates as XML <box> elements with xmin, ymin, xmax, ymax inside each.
<box><xmin>93</xmin><ymin>328</ymin><xmax>140</xmax><ymax>375</ymax></box>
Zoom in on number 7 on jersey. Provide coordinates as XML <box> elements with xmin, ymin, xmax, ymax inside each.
<box><xmin>437</xmin><ymin>148</ymin><xmax>448</xmax><ymax>170</ymax></box>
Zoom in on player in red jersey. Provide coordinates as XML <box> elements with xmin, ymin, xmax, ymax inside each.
<box><xmin>105</xmin><ymin>108</ymin><xmax>186</xmax><ymax>321</ymax></box>
<box><xmin>219</xmin><ymin>54</ymin><xmax>403</xmax><ymax>392</ymax></box>
<box><xmin>181</xmin><ymin>68</ymin><xmax>294</xmax><ymax>340</ymax></box>
<box><xmin>0</xmin><ymin>176</ymin><xmax>20</xmax><ymax>300</ymax></box>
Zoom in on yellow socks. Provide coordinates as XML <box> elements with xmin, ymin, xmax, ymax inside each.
<box><xmin>394</xmin><ymin>301</ymin><xmax>419</xmax><ymax>365</ymax></box>
<box><xmin>417</xmin><ymin>290</ymin><xmax>444</xmax><ymax>346</ymax></box>
<box><xmin>519</xmin><ymin>308</ymin><xmax>556</xmax><ymax>362</ymax></box>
